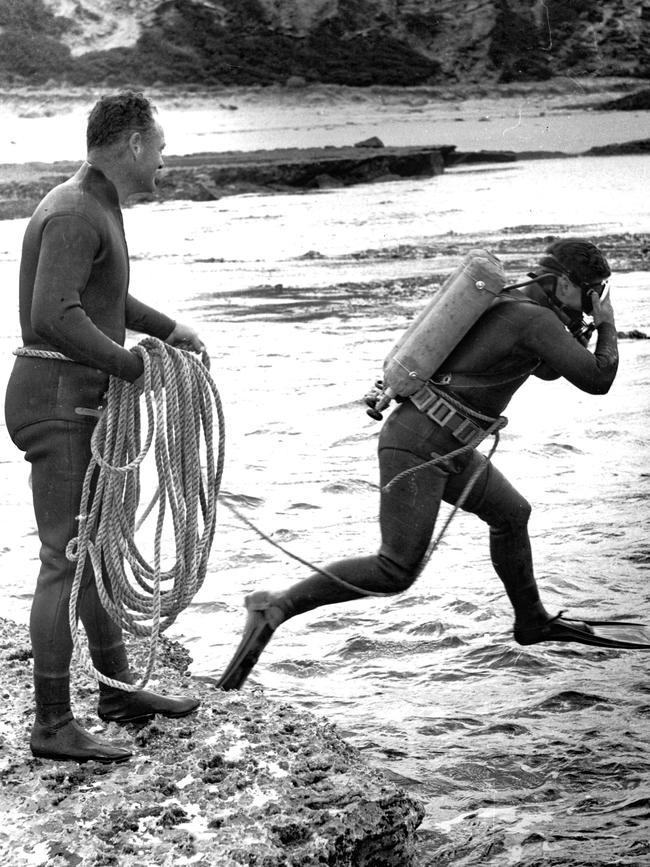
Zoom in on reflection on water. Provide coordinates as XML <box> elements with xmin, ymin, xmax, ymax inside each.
<box><xmin>0</xmin><ymin>154</ymin><xmax>649</xmax><ymax>865</ymax></box>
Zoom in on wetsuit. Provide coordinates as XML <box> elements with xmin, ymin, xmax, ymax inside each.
<box><xmin>275</xmin><ymin>291</ymin><xmax>619</xmax><ymax>622</ymax></box>
<box><xmin>4</xmin><ymin>163</ymin><xmax>175</xmax><ymax>713</ymax></box>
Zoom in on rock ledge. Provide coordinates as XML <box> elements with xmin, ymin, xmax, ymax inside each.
<box><xmin>0</xmin><ymin>618</ymin><xmax>424</xmax><ymax>866</ymax></box>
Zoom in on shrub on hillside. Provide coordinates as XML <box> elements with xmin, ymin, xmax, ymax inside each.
<box><xmin>0</xmin><ymin>32</ymin><xmax>71</xmax><ymax>81</ymax></box>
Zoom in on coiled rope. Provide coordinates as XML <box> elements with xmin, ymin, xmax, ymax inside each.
<box><xmin>18</xmin><ymin>339</ymin><xmax>225</xmax><ymax>691</ymax></box>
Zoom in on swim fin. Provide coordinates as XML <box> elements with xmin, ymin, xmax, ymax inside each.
<box><xmin>514</xmin><ymin>612</ymin><xmax>650</xmax><ymax>649</ymax></box>
<box><xmin>215</xmin><ymin>591</ymin><xmax>286</xmax><ymax>691</ymax></box>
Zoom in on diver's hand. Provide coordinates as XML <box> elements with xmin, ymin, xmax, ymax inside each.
<box><xmin>166</xmin><ymin>322</ymin><xmax>210</xmax><ymax>367</ymax></box>
<box><xmin>591</xmin><ymin>291</ymin><xmax>615</xmax><ymax>328</ymax></box>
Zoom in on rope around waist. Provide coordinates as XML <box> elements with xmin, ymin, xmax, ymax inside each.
<box><xmin>14</xmin><ymin>347</ymin><xmax>74</xmax><ymax>361</ymax></box>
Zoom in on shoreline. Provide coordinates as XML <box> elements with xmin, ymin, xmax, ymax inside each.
<box><xmin>0</xmin><ymin>135</ymin><xmax>648</xmax><ymax>222</ymax></box>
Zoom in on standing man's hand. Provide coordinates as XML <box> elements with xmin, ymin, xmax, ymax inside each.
<box><xmin>165</xmin><ymin>322</ymin><xmax>210</xmax><ymax>367</ymax></box>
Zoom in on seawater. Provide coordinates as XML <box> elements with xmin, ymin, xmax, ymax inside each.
<box><xmin>0</xmin><ymin>154</ymin><xmax>649</xmax><ymax>865</ymax></box>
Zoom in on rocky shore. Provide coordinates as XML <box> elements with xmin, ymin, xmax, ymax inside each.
<box><xmin>0</xmin><ymin>618</ymin><xmax>424</xmax><ymax>866</ymax></box>
<box><xmin>1</xmin><ymin>134</ymin><xmax>649</xmax><ymax>221</ymax></box>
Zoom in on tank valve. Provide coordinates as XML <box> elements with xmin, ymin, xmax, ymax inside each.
<box><xmin>364</xmin><ymin>381</ymin><xmax>395</xmax><ymax>421</ymax></box>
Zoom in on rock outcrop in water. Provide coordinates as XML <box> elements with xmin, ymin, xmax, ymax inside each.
<box><xmin>0</xmin><ymin>617</ymin><xmax>425</xmax><ymax>867</ymax></box>
<box><xmin>0</xmin><ymin>0</ymin><xmax>647</xmax><ymax>87</ymax></box>
<box><xmin>2</xmin><ymin>135</ymin><xmax>650</xmax><ymax>222</ymax></box>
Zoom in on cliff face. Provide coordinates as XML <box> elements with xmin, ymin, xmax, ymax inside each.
<box><xmin>0</xmin><ymin>0</ymin><xmax>648</xmax><ymax>86</ymax></box>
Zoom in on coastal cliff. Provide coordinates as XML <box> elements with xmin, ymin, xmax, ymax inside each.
<box><xmin>0</xmin><ymin>0</ymin><xmax>648</xmax><ymax>87</ymax></box>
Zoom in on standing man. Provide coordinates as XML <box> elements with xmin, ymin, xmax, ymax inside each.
<box><xmin>5</xmin><ymin>92</ymin><xmax>205</xmax><ymax>763</ymax></box>
<box><xmin>216</xmin><ymin>239</ymin><xmax>638</xmax><ymax>692</ymax></box>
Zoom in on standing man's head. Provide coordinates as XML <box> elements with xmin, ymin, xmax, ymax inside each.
<box><xmin>86</xmin><ymin>91</ymin><xmax>165</xmax><ymax>201</ymax></box>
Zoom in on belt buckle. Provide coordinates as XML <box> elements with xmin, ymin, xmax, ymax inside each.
<box><xmin>411</xmin><ymin>384</ymin><xmax>438</xmax><ymax>412</ymax></box>
<box><xmin>454</xmin><ymin>418</ymin><xmax>480</xmax><ymax>445</ymax></box>
<box><xmin>427</xmin><ymin>397</ymin><xmax>457</xmax><ymax>427</ymax></box>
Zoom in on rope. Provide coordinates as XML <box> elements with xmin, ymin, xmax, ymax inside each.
<box><xmin>219</xmin><ymin>495</ymin><xmax>394</xmax><ymax>598</ymax></box>
<box><xmin>42</xmin><ymin>337</ymin><xmax>226</xmax><ymax>691</ymax></box>
<box><xmin>221</xmin><ymin>387</ymin><xmax>505</xmax><ymax>600</ymax></box>
<box><xmin>14</xmin><ymin>347</ymin><xmax>72</xmax><ymax>361</ymax></box>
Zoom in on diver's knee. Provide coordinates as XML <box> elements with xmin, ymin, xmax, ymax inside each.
<box><xmin>378</xmin><ymin>553</ymin><xmax>418</xmax><ymax>593</ymax></box>
<box><xmin>515</xmin><ymin>498</ymin><xmax>532</xmax><ymax>525</ymax></box>
<box><xmin>490</xmin><ymin>501</ymin><xmax>532</xmax><ymax>538</ymax></box>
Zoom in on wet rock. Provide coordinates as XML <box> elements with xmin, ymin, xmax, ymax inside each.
<box><xmin>618</xmin><ymin>329</ymin><xmax>649</xmax><ymax>339</ymax></box>
<box><xmin>355</xmin><ymin>136</ymin><xmax>384</xmax><ymax>148</ymax></box>
<box><xmin>0</xmin><ymin>617</ymin><xmax>424</xmax><ymax>867</ymax></box>
<box><xmin>583</xmin><ymin>138</ymin><xmax>650</xmax><ymax>156</ymax></box>
<box><xmin>600</xmin><ymin>89</ymin><xmax>650</xmax><ymax>111</ymax></box>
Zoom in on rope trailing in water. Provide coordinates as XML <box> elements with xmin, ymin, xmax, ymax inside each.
<box><xmin>221</xmin><ymin>387</ymin><xmax>505</xmax><ymax>599</ymax></box>
<box><xmin>57</xmin><ymin>337</ymin><xmax>225</xmax><ymax>691</ymax></box>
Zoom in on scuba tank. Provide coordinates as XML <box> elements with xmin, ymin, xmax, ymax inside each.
<box><xmin>366</xmin><ymin>248</ymin><xmax>507</xmax><ymax>419</ymax></box>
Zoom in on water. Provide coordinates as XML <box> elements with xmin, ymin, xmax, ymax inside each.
<box><xmin>1</xmin><ymin>134</ymin><xmax>649</xmax><ymax>864</ymax></box>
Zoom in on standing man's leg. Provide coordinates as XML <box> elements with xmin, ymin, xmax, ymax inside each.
<box><xmin>20</xmin><ymin>419</ymin><xmax>199</xmax><ymax>760</ymax></box>
<box><xmin>19</xmin><ymin>419</ymin><xmax>132</xmax><ymax>761</ymax></box>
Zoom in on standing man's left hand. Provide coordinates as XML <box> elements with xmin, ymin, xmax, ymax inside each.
<box><xmin>166</xmin><ymin>322</ymin><xmax>210</xmax><ymax>367</ymax></box>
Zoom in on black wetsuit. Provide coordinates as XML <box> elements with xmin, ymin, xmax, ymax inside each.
<box><xmin>4</xmin><ymin>163</ymin><xmax>175</xmax><ymax>691</ymax></box>
<box><xmin>278</xmin><ymin>293</ymin><xmax>619</xmax><ymax>622</ymax></box>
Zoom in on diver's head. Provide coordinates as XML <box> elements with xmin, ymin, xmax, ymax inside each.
<box><xmin>537</xmin><ymin>238</ymin><xmax>611</xmax><ymax>314</ymax></box>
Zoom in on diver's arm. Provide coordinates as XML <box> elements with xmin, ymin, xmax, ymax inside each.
<box><xmin>520</xmin><ymin>305</ymin><xmax>618</xmax><ymax>395</ymax></box>
<box><xmin>532</xmin><ymin>362</ymin><xmax>561</xmax><ymax>381</ymax></box>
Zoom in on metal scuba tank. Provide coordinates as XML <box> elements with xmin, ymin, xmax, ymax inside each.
<box><xmin>366</xmin><ymin>249</ymin><xmax>506</xmax><ymax>419</ymax></box>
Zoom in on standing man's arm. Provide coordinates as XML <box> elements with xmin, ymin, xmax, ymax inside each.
<box><xmin>126</xmin><ymin>294</ymin><xmax>207</xmax><ymax>362</ymax></box>
<box><xmin>31</xmin><ymin>215</ymin><xmax>144</xmax><ymax>382</ymax></box>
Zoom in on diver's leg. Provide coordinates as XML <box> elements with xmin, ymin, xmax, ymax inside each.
<box><xmin>217</xmin><ymin>445</ymin><xmax>450</xmax><ymax>689</ymax></box>
<box><xmin>449</xmin><ymin>453</ymin><xmax>549</xmax><ymax>629</ymax></box>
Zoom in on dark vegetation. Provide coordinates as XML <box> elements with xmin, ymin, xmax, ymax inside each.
<box><xmin>0</xmin><ymin>0</ymin><xmax>647</xmax><ymax>87</ymax></box>
<box><xmin>0</xmin><ymin>0</ymin><xmax>440</xmax><ymax>87</ymax></box>
<box><xmin>489</xmin><ymin>0</ymin><xmax>612</xmax><ymax>83</ymax></box>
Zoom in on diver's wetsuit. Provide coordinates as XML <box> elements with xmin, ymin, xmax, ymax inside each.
<box><xmin>4</xmin><ymin>163</ymin><xmax>175</xmax><ymax>701</ymax></box>
<box><xmin>276</xmin><ymin>292</ymin><xmax>619</xmax><ymax>624</ymax></box>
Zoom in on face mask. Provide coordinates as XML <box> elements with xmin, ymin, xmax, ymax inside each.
<box><xmin>580</xmin><ymin>279</ymin><xmax>610</xmax><ymax>315</ymax></box>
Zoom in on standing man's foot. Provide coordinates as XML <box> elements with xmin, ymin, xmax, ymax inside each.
<box><xmin>98</xmin><ymin>689</ymin><xmax>201</xmax><ymax>725</ymax></box>
<box><xmin>216</xmin><ymin>590</ymin><xmax>287</xmax><ymax>691</ymax></box>
<box><xmin>31</xmin><ymin>718</ymin><xmax>132</xmax><ymax>764</ymax></box>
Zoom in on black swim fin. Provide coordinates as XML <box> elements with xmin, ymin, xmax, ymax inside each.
<box><xmin>214</xmin><ymin>591</ymin><xmax>286</xmax><ymax>691</ymax></box>
<box><xmin>514</xmin><ymin>612</ymin><xmax>650</xmax><ymax>649</ymax></box>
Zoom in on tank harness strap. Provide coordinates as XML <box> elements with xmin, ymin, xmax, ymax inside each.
<box><xmin>430</xmin><ymin>362</ymin><xmax>541</xmax><ymax>390</ymax></box>
<box><xmin>428</xmin><ymin>289</ymin><xmax>543</xmax><ymax>390</ymax></box>
<box><xmin>410</xmin><ymin>381</ymin><xmax>504</xmax><ymax>446</ymax></box>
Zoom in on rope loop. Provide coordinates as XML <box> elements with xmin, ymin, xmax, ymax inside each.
<box><xmin>67</xmin><ymin>337</ymin><xmax>225</xmax><ymax>690</ymax></box>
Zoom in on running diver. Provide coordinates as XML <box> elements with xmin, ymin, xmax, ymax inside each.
<box><xmin>217</xmin><ymin>238</ymin><xmax>646</xmax><ymax>692</ymax></box>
